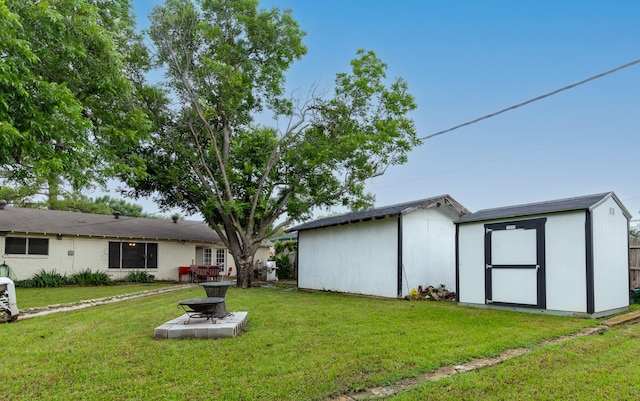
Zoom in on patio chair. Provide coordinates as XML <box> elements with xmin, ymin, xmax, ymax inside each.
<box><xmin>194</xmin><ymin>266</ymin><xmax>209</xmax><ymax>283</ymax></box>
<box><xmin>208</xmin><ymin>266</ymin><xmax>221</xmax><ymax>282</ymax></box>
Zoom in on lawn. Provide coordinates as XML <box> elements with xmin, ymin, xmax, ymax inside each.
<box><xmin>1</xmin><ymin>285</ymin><xmax>603</xmax><ymax>400</ymax></box>
<box><xmin>388</xmin><ymin>314</ymin><xmax>640</xmax><ymax>400</ymax></box>
<box><xmin>15</xmin><ymin>282</ymin><xmax>182</xmax><ymax>309</ymax></box>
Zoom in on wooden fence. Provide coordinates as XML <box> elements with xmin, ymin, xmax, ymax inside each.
<box><xmin>630</xmin><ymin>236</ymin><xmax>640</xmax><ymax>289</ymax></box>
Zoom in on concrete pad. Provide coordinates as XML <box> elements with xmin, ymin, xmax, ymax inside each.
<box><xmin>154</xmin><ymin>311</ymin><xmax>248</xmax><ymax>339</ymax></box>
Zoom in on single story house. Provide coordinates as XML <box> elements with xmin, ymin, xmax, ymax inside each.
<box><xmin>0</xmin><ymin>203</ymin><xmax>262</xmax><ymax>281</ymax></box>
<box><xmin>456</xmin><ymin>192</ymin><xmax>630</xmax><ymax>317</ymax></box>
<box><xmin>287</xmin><ymin>195</ymin><xmax>470</xmax><ymax>298</ymax></box>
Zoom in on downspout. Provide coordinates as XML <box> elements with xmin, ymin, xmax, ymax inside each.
<box><xmin>585</xmin><ymin>210</ymin><xmax>595</xmax><ymax>314</ymax></box>
<box><xmin>295</xmin><ymin>232</ymin><xmax>300</xmax><ymax>288</ymax></box>
<box><xmin>628</xmin><ymin>218</ymin><xmax>631</xmax><ymax>298</ymax></box>
<box><xmin>455</xmin><ymin>222</ymin><xmax>460</xmax><ymax>302</ymax></box>
<box><xmin>397</xmin><ymin>215</ymin><xmax>403</xmax><ymax>298</ymax></box>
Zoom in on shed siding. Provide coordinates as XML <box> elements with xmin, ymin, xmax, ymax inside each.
<box><xmin>457</xmin><ymin>222</ymin><xmax>486</xmax><ymax>304</ymax></box>
<box><xmin>297</xmin><ymin>217</ymin><xmax>398</xmax><ymax>297</ymax></box>
<box><xmin>592</xmin><ymin>197</ymin><xmax>630</xmax><ymax>312</ymax></box>
<box><xmin>544</xmin><ymin>212</ymin><xmax>588</xmax><ymax>312</ymax></box>
<box><xmin>402</xmin><ymin>208</ymin><xmax>458</xmax><ymax>294</ymax></box>
<box><xmin>459</xmin><ymin>213</ymin><xmax>590</xmax><ymax>313</ymax></box>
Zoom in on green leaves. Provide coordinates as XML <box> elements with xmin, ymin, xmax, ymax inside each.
<box><xmin>1</xmin><ymin>0</ymin><xmax>158</xmax><ymax>196</ymax></box>
<box><xmin>282</xmin><ymin>49</ymin><xmax>419</xmax><ymax>215</ymax></box>
<box><xmin>135</xmin><ymin>1</ymin><xmax>419</xmax><ymax>287</ymax></box>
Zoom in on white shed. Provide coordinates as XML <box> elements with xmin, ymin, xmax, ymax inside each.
<box><xmin>456</xmin><ymin>192</ymin><xmax>631</xmax><ymax>318</ymax></box>
<box><xmin>287</xmin><ymin>195</ymin><xmax>469</xmax><ymax>298</ymax></box>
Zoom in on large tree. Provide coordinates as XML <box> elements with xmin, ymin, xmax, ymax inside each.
<box><xmin>131</xmin><ymin>0</ymin><xmax>420</xmax><ymax>287</ymax></box>
<box><xmin>0</xmin><ymin>0</ymin><xmax>164</xmax><ymax>206</ymax></box>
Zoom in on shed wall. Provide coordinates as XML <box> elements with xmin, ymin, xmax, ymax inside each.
<box><xmin>297</xmin><ymin>217</ymin><xmax>399</xmax><ymax>297</ymax></box>
<box><xmin>402</xmin><ymin>207</ymin><xmax>458</xmax><ymax>294</ymax></box>
<box><xmin>544</xmin><ymin>212</ymin><xmax>587</xmax><ymax>312</ymax></box>
<box><xmin>592</xmin><ymin>197</ymin><xmax>630</xmax><ymax>312</ymax></box>
<box><xmin>457</xmin><ymin>222</ymin><xmax>486</xmax><ymax>304</ymax></box>
<box><xmin>458</xmin><ymin>212</ymin><xmax>592</xmax><ymax>313</ymax></box>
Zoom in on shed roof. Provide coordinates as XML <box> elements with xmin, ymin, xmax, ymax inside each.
<box><xmin>457</xmin><ymin>192</ymin><xmax>631</xmax><ymax>224</ymax></box>
<box><xmin>286</xmin><ymin>194</ymin><xmax>469</xmax><ymax>232</ymax></box>
<box><xmin>0</xmin><ymin>206</ymin><xmax>222</xmax><ymax>244</ymax></box>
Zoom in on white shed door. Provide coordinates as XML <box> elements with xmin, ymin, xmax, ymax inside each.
<box><xmin>485</xmin><ymin>218</ymin><xmax>546</xmax><ymax>308</ymax></box>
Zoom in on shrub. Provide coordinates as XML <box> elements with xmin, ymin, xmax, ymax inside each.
<box><xmin>123</xmin><ymin>271</ymin><xmax>154</xmax><ymax>283</ymax></box>
<box><xmin>273</xmin><ymin>240</ymin><xmax>296</xmax><ymax>280</ymax></box>
<box><xmin>68</xmin><ymin>269</ymin><xmax>113</xmax><ymax>286</ymax></box>
<box><xmin>15</xmin><ymin>269</ymin><xmax>67</xmax><ymax>288</ymax></box>
<box><xmin>274</xmin><ymin>254</ymin><xmax>293</xmax><ymax>279</ymax></box>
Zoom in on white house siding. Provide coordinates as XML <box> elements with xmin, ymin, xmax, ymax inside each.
<box><xmin>457</xmin><ymin>222</ymin><xmax>486</xmax><ymax>304</ymax></box>
<box><xmin>0</xmin><ymin>234</ymin><xmax>93</xmax><ymax>280</ymax></box>
<box><xmin>297</xmin><ymin>217</ymin><xmax>399</xmax><ymax>298</ymax></box>
<box><xmin>1</xmin><ymin>235</ymin><xmax>206</xmax><ymax>281</ymax></box>
<box><xmin>544</xmin><ymin>212</ymin><xmax>587</xmax><ymax>313</ymax></box>
<box><xmin>402</xmin><ymin>208</ymin><xmax>458</xmax><ymax>294</ymax></box>
<box><xmin>592</xmin><ymin>198</ymin><xmax>630</xmax><ymax>312</ymax></box>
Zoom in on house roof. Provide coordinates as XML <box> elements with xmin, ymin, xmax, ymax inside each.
<box><xmin>0</xmin><ymin>206</ymin><xmax>223</xmax><ymax>244</ymax></box>
<box><xmin>271</xmin><ymin>232</ymin><xmax>298</xmax><ymax>242</ymax></box>
<box><xmin>457</xmin><ymin>192</ymin><xmax>632</xmax><ymax>224</ymax></box>
<box><xmin>286</xmin><ymin>194</ymin><xmax>469</xmax><ymax>232</ymax></box>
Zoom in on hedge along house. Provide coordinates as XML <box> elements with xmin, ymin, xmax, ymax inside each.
<box><xmin>287</xmin><ymin>195</ymin><xmax>470</xmax><ymax>298</ymax></box>
<box><xmin>455</xmin><ymin>192</ymin><xmax>631</xmax><ymax>318</ymax></box>
<box><xmin>0</xmin><ymin>203</ymin><xmax>239</xmax><ymax>281</ymax></box>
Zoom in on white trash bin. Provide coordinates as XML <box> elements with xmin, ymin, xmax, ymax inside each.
<box><xmin>0</xmin><ymin>277</ymin><xmax>19</xmax><ymax>322</ymax></box>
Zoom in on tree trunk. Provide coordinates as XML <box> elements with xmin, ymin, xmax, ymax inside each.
<box><xmin>229</xmin><ymin>247</ymin><xmax>258</xmax><ymax>289</ymax></box>
<box><xmin>47</xmin><ymin>175</ymin><xmax>60</xmax><ymax>209</ymax></box>
<box><xmin>237</xmin><ymin>258</ymin><xmax>253</xmax><ymax>289</ymax></box>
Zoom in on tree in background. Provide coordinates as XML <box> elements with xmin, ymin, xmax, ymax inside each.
<box><xmin>0</xmin><ymin>0</ymin><xmax>165</xmax><ymax>206</ymax></box>
<box><xmin>0</xmin><ymin>184</ymin><xmax>150</xmax><ymax>217</ymax></box>
<box><xmin>127</xmin><ymin>0</ymin><xmax>419</xmax><ymax>288</ymax></box>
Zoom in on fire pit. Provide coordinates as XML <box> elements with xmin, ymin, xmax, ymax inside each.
<box><xmin>178</xmin><ymin>297</ymin><xmax>225</xmax><ymax>324</ymax></box>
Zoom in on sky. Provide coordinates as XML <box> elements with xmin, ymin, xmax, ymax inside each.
<box><xmin>128</xmin><ymin>0</ymin><xmax>640</xmax><ymax>226</ymax></box>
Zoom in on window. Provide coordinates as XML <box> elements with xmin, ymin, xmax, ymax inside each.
<box><xmin>5</xmin><ymin>237</ymin><xmax>48</xmax><ymax>255</ymax></box>
<box><xmin>216</xmin><ymin>249</ymin><xmax>226</xmax><ymax>269</ymax></box>
<box><xmin>203</xmin><ymin>248</ymin><xmax>212</xmax><ymax>265</ymax></box>
<box><xmin>108</xmin><ymin>242</ymin><xmax>158</xmax><ymax>269</ymax></box>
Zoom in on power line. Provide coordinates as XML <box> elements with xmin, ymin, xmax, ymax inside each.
<box><xmin>421</xmin><ymin>58</ymin><xmax>640</xmax><ymax>141</ymax></box>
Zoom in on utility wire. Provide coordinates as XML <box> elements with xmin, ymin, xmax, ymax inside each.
<box><xmin>421</xmin><ymin>58</ymin><xmax>640</xmax><ymax>141</ymax></box>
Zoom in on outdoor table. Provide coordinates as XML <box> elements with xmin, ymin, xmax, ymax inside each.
<box><xmin>178</xmin><ymin>297</ymin><xmax>226</xmax><ymax>324</ymax></box>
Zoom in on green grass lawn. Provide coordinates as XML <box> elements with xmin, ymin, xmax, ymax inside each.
<box><xmin>15</xmin><ymin>282</ymin><xmax>181</xmax><ymax>309</ymax></box>
<box><xmin>388</xmin><ymin>318</ymin><xmax>640</xmax><ymax>401</ymax></box>
<box><xmin>0</xmin><ymin>285</ymin><xmax>607</xmax><ymax>400</ymax></box>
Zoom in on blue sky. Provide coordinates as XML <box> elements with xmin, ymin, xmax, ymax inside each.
<box><xmin>131</xmin><ymin>0</ymin><xmax>640</xmax><ymax>224</ymax></box>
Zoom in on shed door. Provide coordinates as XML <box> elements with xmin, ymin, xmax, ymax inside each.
<box><xmin>485</xmin><ymin>218</ymin><xmax>546</xmax><ymax>308</ymax></box>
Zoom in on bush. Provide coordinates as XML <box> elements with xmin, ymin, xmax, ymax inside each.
<box><xmin>274</xmin><ymin>254</ymin><xmax>293</xmax><ymax>279</ymax></box>
<box><xmin>15</xmin><ymin>269</ymin><xmax>68</xmax><ymax>288</ymax></box>
<box><xmin>68</xmin><ymin>269</ymin><xmax>113</xmax><ymax>286</ymax></box>
<box><xmin>273</xmin><ymin>240</ymin><xmax>296</xmax><ymax>280</ymax></box>
<box><xmin>123</xmin><ymin>271</ymin><xmax>154</xmax><ymax>283</ymax></box>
